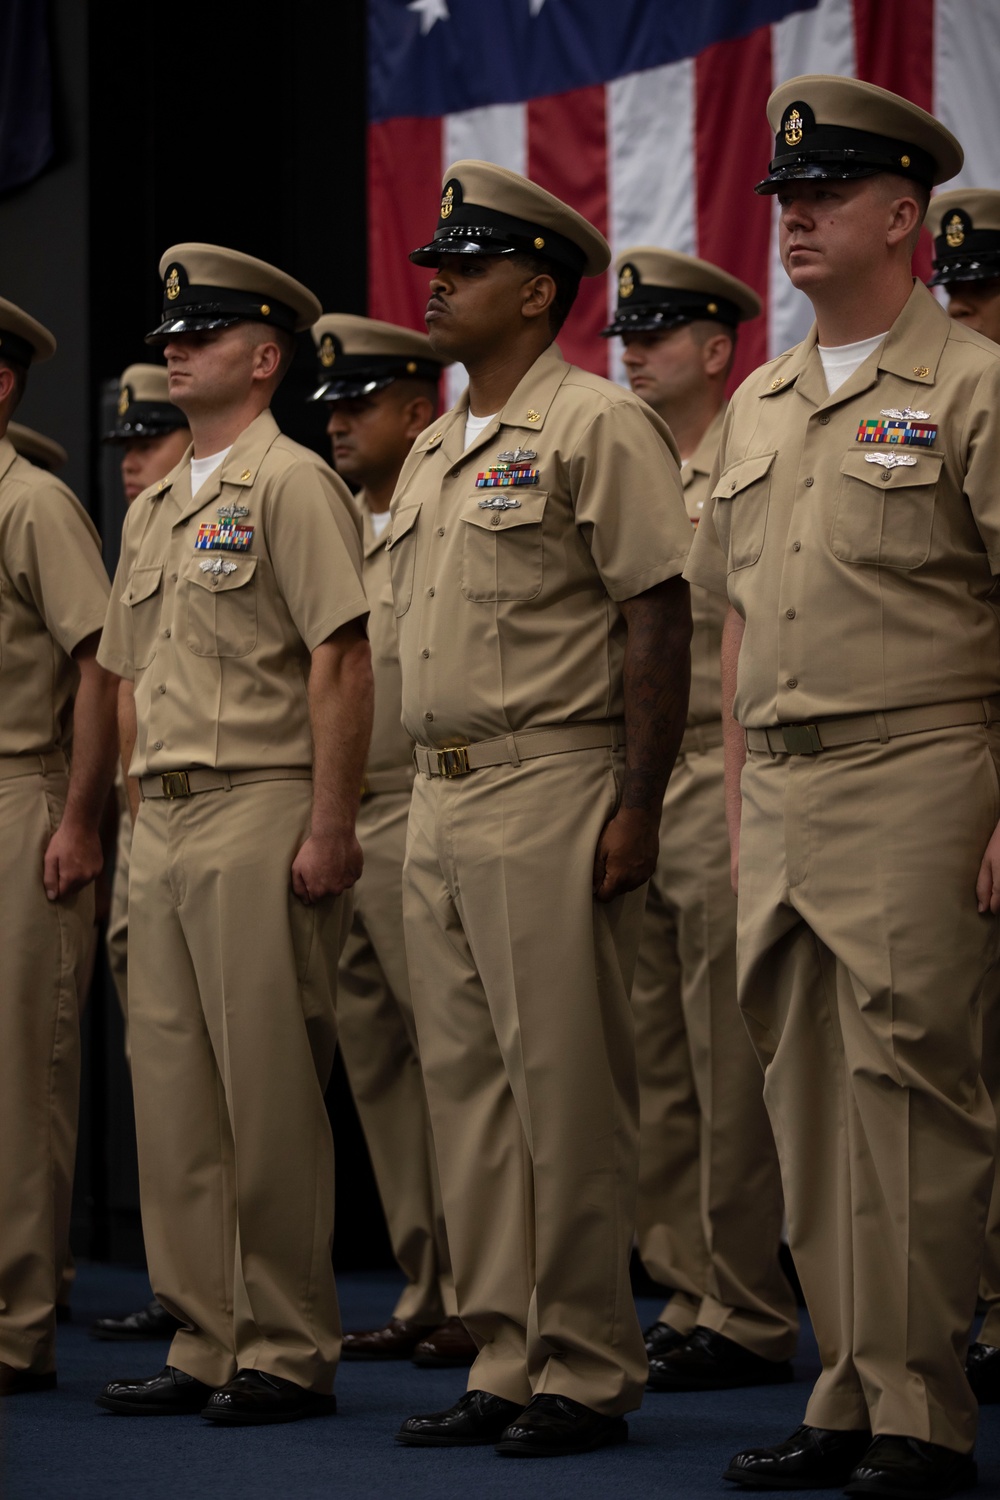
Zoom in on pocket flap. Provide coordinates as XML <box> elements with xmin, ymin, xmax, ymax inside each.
<box><xmin>839</xmin><ymin>449</ymin><xmax>944</xmax><ymax>490</ymax></box>
<box><xmin>123</xmin><ymin>565</ymin><xmax>163</xmax><ymax>606</ymax></box>
<box><xmin>184</xmin><ymin>554</ymin><xmax>258</xmax><ymax>592</ymax></box>
<box><xmin>462</xmin><ymin>489</ymin><xmax>548</xmax><ymax>531</ymax></box>
<box><xmin>387</xmin><ymin>503</ymin><xmax>421</xmax><ymax>549</ymax></box>
<box><xmin>712</xmin><ymin>453</ymin><xmax>776</xmax><ymax>501</ymax></box>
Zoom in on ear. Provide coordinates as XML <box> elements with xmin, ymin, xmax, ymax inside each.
<box><xmin>520</xmin><ymin>271</ymin><xmax>557</xmax><ymax>326</ymax></box>
<box><xmin>0</xmin><ymin>365</ymin><xmax>17</xmax><ymax>409</ymax></box>
<box><xmin>701</xmin><ymin>331</ymin><xmax>734</xmax><ymax>380</ymax></box>
<box><xmin>250</xmin><ymin>338</ymin><xmax>283</xmax><ymax>383</ymax></box>
<box><xmin>885</xmin><ymin>191</ymin><xmax>923</xmax><ymax>250</ymax></box>
<box><xmin>402</xmin><ymin>394</ymin><xmax>434</xmax><ymax>442</ymax></box>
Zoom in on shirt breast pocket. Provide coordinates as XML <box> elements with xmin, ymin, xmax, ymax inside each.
<box><xmin>387</xmin><ymin>503</ymin><xmax>421</xmax><ymax>619</ymax></box>
<box><xmin>832</xmin><ymin>450</ymin><xmax>944</xmax><ymax>569</ymax></box>
<box><xmin>123</xmin><ymin>565</ymin><xmax>164</xmax><ymax>670</ymax></box>
<box><xmin>710</xmin><ymin>454</ymin><xmax>775</xmax><ymax>571</ymax></box>
<box><xmin>460</xmin><ymin>490</ymin><xmax>547</xmax><ymax>602</ymax></box>
<box><xmin>183</xmin><ymin>554</ymin><xmax>258</xmax><ymax>657</ymax></box>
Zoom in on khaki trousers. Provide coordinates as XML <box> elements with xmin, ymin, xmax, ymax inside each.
<box><xmin>737</xmin><ymin>726</ymin><xmax>1000</xmax><ymax>1453</ymax></box>
<box><xmin>128</xmin><ymin>779</ymin><xmax>349</xmax><ymax>1391</ymax></box>
<box><xmin>106</xmin><ymin>799</ymin><xmax>131</xmax><ymax>1025</ymax></box>
<box><xmin>403</xmin><ymin>748</ymin><xmax>649</xmax><ymax>1415</ymax></box>
<box><xmin>977</xmin><ymin>962</ymin><xmax>1000</xmax><ymax>1345</ymax></box>
<box><xmin>338</xmin><ymin>788</ymin><xmax>455</xmax><ymax>1326</ymax></box>
<box><xmin>0</xmin><ymin>766</ymin><xmax>92</xmax><ymax>1373</ymax></box>
<box><xmin>632</xmin><ymin>739</ymin><xmax>797</xmax><ymax>1359</ymax></box>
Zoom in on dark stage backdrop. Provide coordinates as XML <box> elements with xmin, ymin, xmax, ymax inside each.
<box><xmin>0</xmin><ymin>0</ymin><xmax>393</xmax><ymax>1274</ymax></box>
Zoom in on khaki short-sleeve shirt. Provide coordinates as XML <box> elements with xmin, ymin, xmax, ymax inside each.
<box><xmin>98</xmin><ymin>410</ymin><xmax>367</xmax><ymax>775</ymax></box>
<box><xmin>388</xmin><ymin>343</ymin><xmax>691</xmax><ymax>746</ymax></box>
<box><xmin>359</xmin><ymin>497</ymin><xmax>413</xmax><ymax>772</ymax></box>
<box><xmin>682</xmin><ymin>409</ymin><xmax>726</xmax><ymax>729</ymax></box>
<box><xmin>0</xmin><ymin>437</ymin><xmax>110</xmax><ymax>756</ymax></box>
<box><xmin>685</xmin><ymin>282</ymin><xmax>1000</xmax><ymax>728</ymax></box>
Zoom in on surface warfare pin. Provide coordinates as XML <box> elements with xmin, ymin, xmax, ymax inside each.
<box><xmin>200</xmin><ymin>558</ymin><xmax>238</xmax><ymax>578</ymax></box>
<box><xmin>476</xmin><ymin>444</ymin><xmax>540</xmax><ymax>494</ymax></box>
<box><xmin>864</xmin><ymin>452</ymin><xmax>918</xmax><ymax>470</ymax></box>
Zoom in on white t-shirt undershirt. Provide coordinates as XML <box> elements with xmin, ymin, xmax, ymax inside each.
<box><xmin>464</xmin><ymin>411</ymin><xmax>497</xmax><ymax>450</ymax></box>
<box><xmin>190</xmin><ymin>445</ymin><xmax>233</xmax><ymax>498</ymax></box>
<box><xmin>817</xmin><ymin>333</ymin><xmax>886</xmax><ymax>395</ymax></box>
<box><xmin>370</xmin><ymin>508</ymin><xmax>391</xmax><ymax>538</ymax></box>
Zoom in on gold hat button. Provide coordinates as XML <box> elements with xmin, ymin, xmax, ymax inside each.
<box><xmin>260</xmin><ymin>304</ymin><xmax>270</xmax><ymax>316</ymax></box>
<box><xmin>913</xmin><ymin>366</ymin><xmax>930</xmax><ymax>378</ymax></box>
<box><xmin>900</xmin><ymin>155</ymin><xmax>911</xmax><ymax>168</ymax></box>
<box><xmin>534</xmin><ymin>237</ymin><xmax>545</xmax><ymax>250</ymax></box>
<box><xmin>407</xmin><ymin>360</ymin><xmax>417</xmax><ymax>374</ymax></box>
<box><xmin>707</xmin><ymin>302</ymin><xmax>718</xmax><ymax>314</ymax></box>
<box><xmin>527</xmin><ymin>409</ymin><xmax>541</xmax><ymax>422</ymax></box>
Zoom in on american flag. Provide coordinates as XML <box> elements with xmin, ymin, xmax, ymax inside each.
<box><xmin>368</xmin><ymin>0</ymin><xmax>1000</xmax><ymax>404</ymax></box>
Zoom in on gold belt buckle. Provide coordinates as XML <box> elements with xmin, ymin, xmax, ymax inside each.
<box><xmin>161</xmin><ymin>770</ymin><xmax>192</xmax><ymax>798</ymax></box>
<box><xmin>781</xmin><ymin>724</ymin><xmax>823</xmax><ymax>755</ymax></box>
<box><xmin>436</xmin><ymin>745</ymin><xmax>471</xmax><ymax>778</ymax></box>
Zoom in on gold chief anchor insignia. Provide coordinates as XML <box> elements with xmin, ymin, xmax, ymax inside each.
<box><xmin>784</xmin><ymin>108</ymin><xmax>804</xmax><ymax>147</ymax></box>
<box><xmin>945</xmin><ymin>213</ymin><xmax>965</xmax><ymax>248</ymax></box>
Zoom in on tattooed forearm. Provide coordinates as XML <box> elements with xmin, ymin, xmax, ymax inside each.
<box><xmin>618</xmin><ymin>575</ymin><xmax>692</xmax><ymax>813</ymax></box>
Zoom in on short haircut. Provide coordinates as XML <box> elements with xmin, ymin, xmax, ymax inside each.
<box><xmin>243</xmin><ymin>322</ymin><xmax>297</xmax><ymax>386</ymax></box>
<box><xmin>395</xmin><ymin>375</ymin><xmax>440</xmax><ymax>418</ymax></box>
<box><xmin>687</xmin><ymin>318</ymin><xmax>737</xmax><ymax>378</ymax></box>
<box><xmin>879</xmin><ymin>173</ymin><xmax>930</xmax><ymax>256</ymax></box>
<box><xmin>509</xmin><ymin>251</ymin><xmax>582</xmax><ymax>336</ymax></box>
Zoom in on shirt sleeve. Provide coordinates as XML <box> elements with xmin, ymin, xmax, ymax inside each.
<box><xmin>7</xmin><ymin>477</ymin><xmax>110</xmax><ymax>655</ymax></box>
<box><xmin>962</xmin><ymin>358</ymin><xmax>1000</xmax><ymax>574</ymax></box>
<box><xmin>97</xmin><ymin>523</ymin><xmax>135</xmax><ymax>679</ymax></box>
<box><xmin>264</xmin><ymin>457</ymin><xmax>369</xmax><ymax>650</ymax></box>
<box><xmin>570</xmin><ymin>398</ymin><xmax>692</xmax><ymax>602</ymax></box>
<box><xmin>683</xmin><ymin>413</ymin><xmax>732</xmax><ymax>601</ymax></box>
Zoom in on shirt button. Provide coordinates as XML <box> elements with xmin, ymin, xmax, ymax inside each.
<box><xmin>819</xmin><ymin>414</ymin><xmax>830</xmax><ymax>425</ymax></box>
<box><xmin>153</xmin><ymin>740</ymin><xmax>163</xmax><ymax>750</ymax></box>
<box><xmin>490</xmin><ymin>515</ymin><xmax>502</xmax><ymax>527</ymax></box>
<box><xmin>786</xmin><ymin>608</ymin><xmax>796</xmax><ymax>619</ymax></box>
<box><xmin>786</xmin><ymin>678</ymin><xmax>798</xmax><ymax>689</ymax></box>
<box><xmin>421</xmin><ymin>648</ymin><xmax>430</xmax><ymax>659</ymax></box>
<box><xmin>424</xmin><ymin>711</ymin><xmax>434</xmax><ymax>721</ymax></box>
<box><xmin>880</xmin><ymin>470</ymin><xmax>891</xmax><ymax>482</ymax></box>
<box><xmin>803</xmin><ymin>476</ymin><xmax>814</xmax><ymax>487</ymax></box>
<box><xmin>427</xmin><ymin>587</ymin><xmax>435</xmax><ymax>597</ymax></box>
<box><xmin>158</xmin><ymin>684</ymin><xmax>166</xmax><ymax>694</ymax></box>
<box><xmin>170</xmin><ymin>572</ymin><xmax>178</xmax><ymax>582</ymax></box>
<box><xmin>163</xmin><ymin>627</ymin><xmax>171</xmax><ymax>638</ymax></box>
<box><xmin>437</xmin><ymin>527</ymin><xmax>445</xmax><ymax>537</ymax></box>
<box><xmin>792</xmin><ymin>541</ymin><xmax>801</xmax><ymax>552</ymax></box>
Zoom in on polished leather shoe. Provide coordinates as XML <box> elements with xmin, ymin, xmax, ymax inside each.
<box><xmin>202</xmin><ymin>1368</ymin><xmax>336</xmax><ymax>1425</ymax></box>
<box><xmin>845</xmin><ymin>1435</ymin><xmax>977</xmax><ymax>1497</ymax></box>
<box><xmin>0</xmin><ymin>1364</ymin><xmax>57</xmax><ymax>1395</ymax></box>
<box><xmin>96</xmin><ymin>1365</ymin><xmax>214</xmax><ymax>1415</ymax></box>
<box><xmin>649</xmin><ymin>1325</ymin><xmax>794</xmax><ymax>1392</ymax></box>
<box><xmin>495</xmin><ymin>1393</ymin><xmax>628</xmax><ymax>1457</ymax></box>
<box><xmin>411</xmin><ymin>1316</ymin><xmax>477</xmax><ymax>1368</ymax></box>
<box><xmin>91</xmin><ymin>1298</ymin><xmax>180</xmax><ymax>1342</ymax></box>
<box><xmin>341</xmin><ymin>1317</ymin><xmax>433</xmax><ymax>1361</ymax></box>
<box><xmin>724</xmin><ymin>1424</ymin><xmax>872</xmax><ymax>1489</ymax></box>
<box><xmin>967</xmin><ymin>1340</ymin><xmax>1000</xmax><ymax>1404</ymax></box>
<box><xmin>396</xmin><ymin>1389</ymin><xmax>524</xmax><ymax>1446</ymax></box>
<box><xmin>643</xmin><ymin>1320</ymin><xmax>689</xmax><ymax>1359</ymax></box>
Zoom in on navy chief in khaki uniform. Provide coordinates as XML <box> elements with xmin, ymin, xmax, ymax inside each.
<box><xmin>686</xmin><ymin>78</ymin><xmax>998</xmax><ymax>1498</ymax></box>
<box><xmin>96</xmin><ymin>246</ymin><xmax>372</xmax><ymax>1425</ymax></box>
<box><xmin>392</xmin><ymin>162</ymin><xmax>693</xmax><ymax>1457</ymax></box>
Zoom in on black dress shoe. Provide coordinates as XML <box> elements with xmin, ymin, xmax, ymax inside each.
<box><xmin>96</xmin><ymin>1365</ymin><xmax>214</xmax><ymax>1415</ymax></box>
<box><xmin>844</xmin><ymin>1436</ymin><xmax>977</xmax><ymax>1497</ymax></box>
<box><xmin>91</xmin><ymin>1298</ymin><xmax>181</xmax><ymax>1342</ymax></box>
<box><xmin>341</xmin><ymin>1317</ymin><xmax>433</xmax><ymax>1361</ymax></box>
<box><xmin>649</xmin><ymin>1326</ymin><xmax>794</xmax><ymax>1392</ymax></box>
<box><xmin>0</xmin><ymin>1364</ymin><xmax>57</xmax><ymax>1395</ymax></box>
<box><xmin>201</xmin><ymin>1368</ymin><xmax>336</xmax><ymax>1426</ymax></box>
<box><xmin>643</xmin><ymin>1320</ymin><xmax>689</xmax><ymax>1359</ymax></box>
<box><xmin>495</xmin><ymin>1393</ymin><xmax>629</xmax><ymax>1457</ymax></box>
<box><xmin>967</xmin><ymin>1340</ymin><xmax>1000</xmax><ymax>1404</ymax></box>
<box><xmin>396</xmin><ymin>1389</ymin><xmax>524</xmax><ymax>1447</ymax></box>
<box><xmin>724</xmin><ymin>1424</ymin><xmax>872</xmax><ymax>1489</ymax></box>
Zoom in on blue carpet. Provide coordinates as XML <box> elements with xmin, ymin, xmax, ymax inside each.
<box><xmin>2</xmin><ymin>1263</ymin><xmax>999</xmax><ymax>1499</ymax></box>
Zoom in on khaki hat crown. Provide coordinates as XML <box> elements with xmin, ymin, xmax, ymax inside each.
<box><xmin>147</xmin><ymin>243</ymin><xmax>321</xmax><ymax>344</ymax></box>
<box><xmin>604</xmin><ymin>247</ymin><xmax>761</xmax><ymax>337</ymax></box>
<box><xmin>758</xmin><ymin>74</ymin><xmax>963</xmax><ymax>194</ymax></box>
<box><xmin>928</xmin><ymin>188</ymin><xmax>1000</xmax><ymax>286</ymax></box>
<box><xmin>309</xmin><ymin>314</ymin><xmax>450</xmax><ymax>403</ymax></box>
<box><xmin>104</xmin><ymin>362</ymin><xmax>188</xmax><ymax>443</ymax></box>
<box><xmin>409</xmin><ymin>159</ymin><xmax>610</xmax><ymax>278</ymax></box>
<box><xmin>0</xmin><ymin>296</ymin><xmax>56</xmax><ymax>368</ymax></box>
<box><xmin>7</xmin><ymin>422</ymin><xmax>67</xmax><ymax>472</ymax></box>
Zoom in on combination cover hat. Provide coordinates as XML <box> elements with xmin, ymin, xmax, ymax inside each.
<box><xmin>309</xmin><ymin>314</ymin><xmax>450</xmax><ymax>402</ymax></box>
<box><xmin>603</xmin><ymin>247</ymin><xmax>761</xmax><ymax>337</ymax></box>
<box><xmin>757</xmin><ymin>75</ymin><xmax>963</xmax><ymax>195</ymax></box>
<box><xmin>928</xmin><ymin>188</ymin><xmax>1000</xmax><ymax>286</ymax></box>
<box><xmin>146</xmin><ymin>243</ymin><xmax>322</xmax><ymax>343</ymax></box>
<box><xmin>104</xmin><ymin>363</ymin><xmax>189</xmax><ymax>442</ymax></box>
<box><xmin>7</xmin><ymin>422</ymin><xmax>67</xmax><ymax>473</ymax></box>
<box><xmin>409</xmin><ymin>159</ymin><xmax>610</xmax><ymax>277</ymax></box>
<box><xmin>0</xmin><ymin>297</ymin><xmax>55</xmax><ymax>367</ymax></box>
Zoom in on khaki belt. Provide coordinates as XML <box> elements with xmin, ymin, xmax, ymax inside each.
<box><xmin>679</xmin><ymin>721</ymin><xmax>725</xmax><ymax>757</ymax></box>
<box><xmin>361</xmin><ymin>766</ymin><xmax>416</xmax><ymax>797</ymax></box>
<box><xmin>745</xmin><ymin>696</ymin><xmax>1000</xmax><ymax>756</ymax></box>
<box><xmin>0</xmin><ymin>750</ymin><xmax>67</xmax><ymax>780</ymax></box>
<box><xmin>413</xmin><ymin>721</ymin><xmax>624</xmax><ymax>780</ymax></box>
<box><xmin>139</xmin><ymin>767</ymin><xmax>312</xmax><ymax>800</ymax></box>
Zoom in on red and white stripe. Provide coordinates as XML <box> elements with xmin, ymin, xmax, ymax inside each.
<box><xmin>368</xmin><ymin>0</ymin><xmax>1000</xmax><ymax>402</ymax></box>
